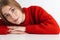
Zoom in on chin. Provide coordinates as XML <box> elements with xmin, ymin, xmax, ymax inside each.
<box><xmin>14</xmin><ymin>22</ymin><xmax>20</xmax><ymax>25</ymax></box>
<box><xmin>16</xmin><ymin>23</ymin><xmax>20</xmax><ymax>25</ymax></box>
<box><xmin>13</xmin><ymin>19</ymin><xmax>22</xmax><ymax>25</ymax></box>
<box><xmin>12</xmin><ymin>22</ymin><xmax>20</xmax><ymax>25</ymax></box>
<box><xmin>16</xmin><ymin>22</ymin><xmax>22</xmax><ymax>25</ymax></box>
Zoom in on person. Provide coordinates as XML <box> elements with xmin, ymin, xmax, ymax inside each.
<box><xmin>0</xmin><ymin>0</ymin><xmax>59</xmax><ymax>34</ymax></box>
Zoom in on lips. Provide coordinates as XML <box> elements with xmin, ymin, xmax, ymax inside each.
<box><xmin>14</xmin><ymin>18</ymin><xmax>19</xmax><ymax>22</ymax></box>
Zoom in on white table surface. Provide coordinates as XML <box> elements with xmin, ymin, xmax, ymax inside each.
<box><xmin>0</xmin><ymin>34</ymin><xmax>60</xmax><ymax>40</ymax></box>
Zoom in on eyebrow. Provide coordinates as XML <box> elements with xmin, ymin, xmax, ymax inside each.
<box><xmin>9</xmin><ymin>7</ymin><xmax>12</xmax><ymax>10</ymax></box>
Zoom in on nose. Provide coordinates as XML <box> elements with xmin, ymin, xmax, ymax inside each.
<box><xmin>10</xmin><ymin>13</ymin><xmax>17</xmax><ymax>20</ymax></box>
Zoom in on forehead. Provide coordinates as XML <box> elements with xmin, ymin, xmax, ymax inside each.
<box><xmin>2</xmin><ymin>5</ymin><xmax>11</xmax><ymax>11</ymax></box>
<box><xmin>2</xmin><ymin>6</ymin><xmax>11</xmax><ymax>14</ymax></box>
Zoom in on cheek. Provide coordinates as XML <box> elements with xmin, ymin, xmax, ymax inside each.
<box><xmin>7</xmin><ymin>18</ymin><xmax>13</xmax><ymax>22</ymax></box>
<box><xmin>15</xmin><ymin>10</ymin><xmax>19</xmax><ymax>16</ymax></box>
<box><xmin>16</xmin><ymin>10</ymin><xmax>22</xmax><ymax>17</ymax></box>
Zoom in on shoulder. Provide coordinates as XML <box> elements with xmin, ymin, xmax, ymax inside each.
<box><xmin>28</xmin><ymin>6</ymin><xmax>42</xmax><ymax>9</ymax></box>
<box><xmin>29</xmin><ymin>5</ymin><xmax>42</xmax><ymax>8</ymax></box>
<box><xmin>27</xmin><ymin>5</ymin><xmax>45</xmax><ymax>11</ymax></box>
<box><xmin>23</xmin><ymin>5</ymin><xmax>44</xmax><ymax>10</ymax></box>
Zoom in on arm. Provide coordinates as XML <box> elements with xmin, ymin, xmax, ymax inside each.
<box><xmin>0</xmin><ymin>19</ymin><xmax>9</xmax><ymax>34</ymax></box>
<box><xmin>8</xmin><ymin>26</ymin><xmax>27</xmax><ymax>34</ymax></box>
<box><xmin>0</xmin><ymin>18</ymin><xmax>27</xmax><ymax>34</ymax></box>
<box><xmin>25</xmin><ymin>6</ymin><xmax>59</xmax><ymax>34</ymax></box>
<box><xmin>0</xmin><ymin>19</ymin><xmax>27</xmax><ymax>34</ymax></box>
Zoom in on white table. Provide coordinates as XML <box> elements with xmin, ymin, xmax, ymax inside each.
<box><xmin>0</xmin><ymin>34</ymin><xmax>60</xmax><ymax>40</ymax></box>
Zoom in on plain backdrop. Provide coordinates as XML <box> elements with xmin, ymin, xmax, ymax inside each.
<box><xmin>16</xmin><ymin>0</ymin><xmax>60</xmax><ymax>27</ymax></box>
<box><xmin>0</xmin><ymin>1</ymin><xmax>60</xmax><ymax>40</ymax></box>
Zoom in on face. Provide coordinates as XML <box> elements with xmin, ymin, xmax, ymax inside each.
<box><xmin>2</xmin><ymin>5</ymin><xmax>24</xmax><ymax>24</ymax></box>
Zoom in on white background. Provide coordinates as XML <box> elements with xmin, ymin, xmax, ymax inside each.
<box><xmin>16</xmin><ymin>0</ymin><xmax>60</xmax><ymax>27</ymax></box>
<box><xmin>0</xmin><ymin>0</ymin><xmax>60</xmax><ymax>40</ymax></box>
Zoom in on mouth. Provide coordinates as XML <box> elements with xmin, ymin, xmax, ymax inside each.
<box><xmin>14</xmin><ymin>18</ymin><xmax>19</xmax><ymax>22</ymax></box>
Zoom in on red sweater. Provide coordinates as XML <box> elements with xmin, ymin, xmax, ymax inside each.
<box><xmin>0</xmin><ymin>6</ymin><xmax>59</xmax><ymax>34</ymax></box>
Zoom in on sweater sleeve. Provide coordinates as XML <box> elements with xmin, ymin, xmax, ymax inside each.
<box><xmin>0</xmin><ymin>19</ymin><xmax>9</xmax><ymax>34</ymax></box>
<box><xmin>25</xmin><ymin>6</ymin><xmax>59</xmax><ymax>34</ymax></box>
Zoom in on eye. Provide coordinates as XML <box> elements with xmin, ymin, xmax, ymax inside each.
<box><xmin>11</xmin><ymin>8</ymin><xmax>15</xmax><ymax>13</ymax></box>
<box><xmin>4</xmin><ymin>14</ymin><xmax>10</xmax><ymax>18</ymax></box>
